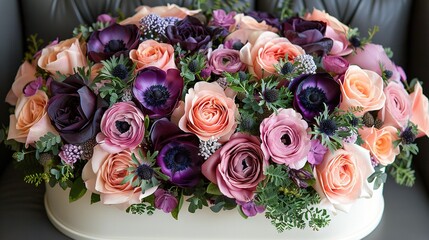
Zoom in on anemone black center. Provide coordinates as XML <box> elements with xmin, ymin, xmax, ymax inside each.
<box><xmin>319</xmin><ymin>119</ymin><xmax>337</xmax><ymax>136</ymax></box>
<box><xmin>143</xmin><ymin>84</ymin><xmax>170</xmax><ymax>107</ymax></box>
<box><xmin>136</xmin><ymin>164</ymin><xmax>154</xmax><ymax>180</ymax></box>
<box><xmin>298</xmin><ymin>87</ymin><xmax>328</xmax><ymax>112</ymax></box>
<box><xmin>104</xmin><ymin>40</ymin><xmax>126</xmax><ymax>53</ymax></box>
<box><xmin>112</xmin><ymin>64</ymin><xmax>129</xmax><ymax>80</ymax></box>
<box><xmin>164</xmin><ymin>146</ymin><xmax>191</xmax><ymax>172</ymax></box>
<box><xmin>115</xmin><ymin>120</ymin><xmax>130</xmax><ymax>134</ymax></box>
<box><xmin>263</xmin><ymin>88</ymin><xmax>279</xmax><ymax>103</ymax></box>
<box><xmin>281</xmin><ymin>134</ymin><xmax>292</xmax><ymax>145</ymax></box>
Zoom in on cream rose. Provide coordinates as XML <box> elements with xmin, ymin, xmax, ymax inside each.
<box><xmin>129</xmin><ymin>40</ymin><xmax>177</xmax><ymax>71</ymax></box>
<box><xmin>38</xmin><ymin>37</ymin><xmax>87</xmax><ymax>76</ymax></box>
<box><xmin>359</xmin><ymin>126</ymin><xmax>400</xmax><ymax>166</ymax></box>
<box><xmin>339</xmin><ymin>65</ymin><xmax>386</xmax><ymax>115</ymax></box>
<box><xmin>313</xmin><ymin>143</ymin><xmax>374</xmax><ymax>213</ymax></box>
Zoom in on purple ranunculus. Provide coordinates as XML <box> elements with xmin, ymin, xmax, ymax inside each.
<box><xmin>87</xmin><ymin>23</ymin><xmax>140</xmax><ymax>62</ymax></box>
<box><xmin>208</xmin><ymin>48</ymin><xmax>246</xmax><ymax>75</ymax></box>
<box><xmin>151</xmin><ymin>118</ymin><xmax>204</xmax><ymax>187</ymax></box>
<box><xmin>283</xmin><ymin>17</ymin><xmax>333</xmax><ymax>56</ymax></box>
<box><xmin>47</xmin><ymin>74</ymin><xmax>108</xmax><ymax>144</ymax></box>
<box><xmin>322</xmin><ymin>55</ymin><xmax>349</xmax><ymax>75</ymax></box>
<box><xmin>307</xmin><ymin>139</ymin><xmax>327</xmax><ymax>165</ymax></box>
<box><xmin>236</xmin><ymin>200</ymin><xmax>265</xmax><ymax>217</ymax></box>
<box><xmin>288</xmin><ymin>73</ymin><xmax>341</xmax><ymax>122</ymax></box>
<box><xmin>246</xmin><ymin>11</ymin><xmax>280</xmax><ymax>29</ymax></box>
<box><xmin>133</xmin><ymin>67</ymin><xmax>183</xmax><ymax>119</ymax></box>
<box><xmin>154</xmin><ymin>189</ymin><xmax>178</xmax><ymax>213</ymax></box>
<box><xmin>211</xmin><ymin>9</ymin><xmax>236</xmax><ymax>29</ymax></box>
<box><xmin>23</xmin><ymin>77</ymin><xmax>43</xmax><ymax>97</ymax></box>
<box><xmin>97</xmin><ymin>14</ymin><xmax>116</xmax><ymax>25</ymax></box>
<box><xmin>288</xmin><ymin>167</ymin><xmax>314</xmax><ymax>188</ymax></box>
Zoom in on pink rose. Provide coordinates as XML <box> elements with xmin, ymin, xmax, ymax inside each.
<box><xmin>410</xmin><ymin>82</ymin><xmax>429</xmax><ymax>137</ymax></box>
<box><xmin>202</xmin><ymin>133</ymin><xmax>267</xmax><ymax>202</ymax></box>
<box><xmin>339</xmin><ymin>65</ymin><xmax>386</xmax><ymax>116</ymax></box>
<box><xmin>346</xmin><ymin>44</ymin><xmax>401</xmax><ymax>82</ymax></box>
<box><xmin>240</xmin><ymin>31</ymin><xmax>305</xmax><ymax>79</ymax></box>
<box><xmin>96</xmin><ymin>102</ymin><xmax>145</xmax><ymax>153</ymax></box>
<box><xmin>171</xmin><ymin>82</ymin><xmax>238</xmax><ymax>142</ymax></box>
<box><xmin>359</xmin><ymin>126</ymin><xmax>400</xmax><ymax>166</ymax></box>
<box><xmin>129</xmin><ymin>40</ymin><xmax>177</xmax><ymax>72</ymax></box>
<box><xmin>7</xmin><ymin>90</ymin><xmax>58</xmax><ymax>146</ymax></box>
<box><xmin>120</xmin><ymin>4</ymin><xmax>200</xmax><ymax>26</ymax></box>
<box><xmin>37</xmin><ymin>37</ymin><xmax>87</xmax><ymax>76</ymax></box>
<box><xmin>378</xmin><ymin>81</ymin><xmax>412</xmax><ymax>128</ymax></box>
<box><xmin>5</xmin><ymin>61</ymin><xmax>37</xmax><ymax>106</ymax></box>
<box><xmin>208</xmin><ymin>47</ymin><xmax>245</xmax><ymax>75</ymax></box>
<box><xmin>260</xmin><ymin>108</ymin><xmax>311</xmax><ymax>169</ymax></box>
<box><xmin>82</xmin><ymin>145</ymin><xmax>157</xmax><ymax>209</ymax></box>
<box><xmin>313</xmin><ymin>143</ymin><xmax>374</xmax><ymax>212</ymax></box>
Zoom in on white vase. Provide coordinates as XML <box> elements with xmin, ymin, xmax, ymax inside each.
<box><xmin>45</xmin><ymin>184</ymin><xmax>384</xmax><ymax>240</ymax></box>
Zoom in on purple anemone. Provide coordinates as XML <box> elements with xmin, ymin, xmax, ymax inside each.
<box><xmin>133</xmin><ymin>67</ymin><xmax>183</xmax><ymax>119</ymax></box>
<box><xmin>151</xmin><ymin>118</ymin><xmax>204</xmax><ymax>188</ymax></box>
<box><xmin>288</xmin><ymin>73</ymin><xmax>340</xmax><ymax>122</ymax></box>
<box><xmin>87</xmin><ymin>23</ymin><xmax>140</xmax><ymax>62</ymax></box>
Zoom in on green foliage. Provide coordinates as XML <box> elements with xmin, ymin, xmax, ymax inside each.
<box><xmin>24</xmin><ymin>34</ymin><xmax>44</xmax><ymax>62</ymax></box>
<box><xmin>186</xmin><ymin>183</ymin><xmax>209</xmax><ymax>213</ymax></box>
<box><xmin>73</xmin><ymin>21</ymin><xmax>111</xmax><ymax>40</ymax></box>
<box><xmin>206</xmin><ymin>182</ymin><xmax>222</xmax><ymax>196</ymax></box>
<box><xmin>259</xmin><ymin>78</ymin><xmax>293</xmax><ymax>113</ymax></box>
<box><xmin>191</xmin><ymin>0</ymin><xmax>249</xmax><ymax>16</ymax></box>
<box><xmin>171</xmin><ymin>190</ymin><xmax>184</xmax><ymax>220</ymax></box>
<box><xmin>69</xmin><ymin>177</ymin><xmax>87</xmax><ymax>202</ymax></box>
<box><xmin>23</xmin><ymin>173</ymin><xmax>50</xmax><ymax>187</ymax></box>
<box><xmin>368</xmin><ymin>165</ymin><xmax>387</xmax><ymax>190</ymax></box>
<box><xmin>277</xmin><ymin>0</ymin><xmax>294</xmax><ymax>20</ymax></box>
<box><xmin>126</xmin><ymin>202</ymin><xmax>156</xmax><ymax>215</ymax></box>
<box><xmin>348</xmin><ymin>26</ymin><xmax>379</xmax><ymax>49</ymax></box>
<box><xmin>209</xmin><ymin>195</ymin><xmax>236</xmax><ymax>213</ymax></box>
<box><xmin>180</xmin><ymin>52</ymin><xmax>208</xmax><ymax>86</ymax></box>
<box><xmin>35</xmin><ymin>132</ymin><xmax>62</xmax><ymax>159</ymax></box>
<box><xmin>91</xmin><ymin>193</ymin><xmax>101</xmax><ymax>204</ymax></box>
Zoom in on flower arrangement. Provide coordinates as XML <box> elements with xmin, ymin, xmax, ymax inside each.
<box><xmin>1</xmin><ymin>1</ymin><xmax>429</xmax><ymax>233</ymax></box>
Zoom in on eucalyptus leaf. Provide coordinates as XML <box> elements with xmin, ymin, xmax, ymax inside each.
<box><xmin>69</xmin><ymin>177</ymin><xmax>87</xmax><ymax>202</ymax></box>
<box><xmin>206</xmin><ymin>182</ymin><xmax>222</xmax><ymax>195</ymax></box>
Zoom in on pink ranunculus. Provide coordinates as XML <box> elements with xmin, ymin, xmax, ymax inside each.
<box><xmin>202</xmin><ymin>133</ymin><xmax>267</xmax><ymax>202</ymax></box>
<box><xmin>154</xmin><ymin>189</ymin><xmax>178</xmax><ymax>213</ymax></box>
<box><xmin>37</xmin><ymin>37</ymin><xmax>87</xmax><ymax>76</ymax></box>
<box><xmin>260</xmin><ymin>108</ymin><xmax>311</xmax><ymax>169</ymax></box>
<box><xmin>339</xmin><ymin>65</ymin><xmax>386</xmax><ymax>116</ymax></box>
<box><xmin>322</xmin><ymin>55</ymin><xmax>349</xmax><ymax>75</ymax></box>
<box><xmin>96</xmin><ymin>102</ymin><xmax>145</xmax><ymax>153</ymax></box>
<box><xmin>410</xmin><ymin>82</ymin><xmax>429</xmax><ymax>137</ymax></box>
<box><xmin>7</xmin><ymin>90</ymin><xmax>58</xmax><ymax>146</ymax></box>
<box><xmin>378</xmin><ymin>81</ymin><xmax>412</xmax><ymax>129</ymax></box>
<box><xmin>82</xmin><ymin>145</ymin><xmax>157</xmax><ymax>209</ymax></box>
<box><xmin>120</xmin><ymin>4</ymin><xmax>200</xmax><ymax>26</ymax></box>
<box><xmin>313</xmin><ymin>143</ymin><xmax>374</xmax><ymax>213</ymax></box>
<box><xmin>240</xmin><ymin>31</ymin><xmax>305</xmax><ymax>79</ymax></box>
<box><xmin>129</xmin><ymin>40</ymin><xmax>177</xmax><ymax>72</ymax></box>
<box><xmin>5</xmin><ymin>61</ymin><xmax>37</xmax><ymax>106</ymax></box>
<box><xmin>209</xmin><ymin>47</ymin><xmax>245</xmax><ymax>75</ymax></box>
<box><xmin>346</xmin><ymin>43</ymin><xmax>401</xmax><ymax>82</ymax></box>
<box><xmin>172</xmin><ymin>81</ymin><xmax>238</xmax><ymax>142</ymax></box>
<box><xmin>359</xmin><ymin>126</ymin><xmax>400</xmax><ymax>166</ymax></box>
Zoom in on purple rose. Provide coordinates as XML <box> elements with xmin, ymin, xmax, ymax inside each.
<box><xmin>260</xmin><ymin>108</ymin><xmax>311</xmax><ymax>170</ymax></box>
<box><xmin>96</xmin><ymin>102</ymin><xmax>145</xmax><ymax>153</ymax></box>
<box><xmin>288</xmin><ymin>73</ymin><xmax>341</xmax><ymax>121</ymax></box>
<box><xmin>154</xmin><ymin>189</ymin><xmax>178</xmax><ymax>213</ymax></box>
<box><xmin>87</xmin><ymin>23</ymin><xmax>140</xmax><ymax>62</ymax></box>
<box><xmin>246</xmin><ymin>11</ymin><xmax>280</xmax><ymax>29</ymax></box>
<box><xmin>202</xmin><ymin>133</ymin><xmax>267</xmax><ymax>202</ymax></box>
<box><xmin>322</xmin><ymin>55</ymin><xmax>349</xmax><ymax>75</ymax></box>
<box><xmin>133</xmin><ymin>67</ymin><xmax>183</xmax><ymax>118</ymax></box>
<box><xmin>48</xmin><ymin>74</ymin><xmax>108</xmax><ymax>144</ymax></box>
<box><xmin>283</xmin><ymin>17</ymin><xmax>333</xmax><ymax>56</ymax></box>
<box><xmin>211</xmin><ymin>9</ymin><xmax>236</xmax><ymax>29</ymax></box>
<box><xmin>151</xmin><ymin>118</ymin><xmax>204</xmax><ymax>187</ymax></box>
<box><xmin>208</xmin><ymin>48</ymin><xmax>245</xmax><ymax>75</ymax></box>
<box><xmin>236</xmin><ymin>200</ymin><xmax>265</xmax><ymax>217</ymax></box>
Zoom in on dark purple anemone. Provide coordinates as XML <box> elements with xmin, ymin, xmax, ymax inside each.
<box><xmin>283</xmin><ymin>17</ymin><xmax>333</xmax><ymax>56</ymax></box>
<box><xmin>246</xmin><ymin>11</ymin><xmax>281</xmax><ymax>29</ymax></box>
<box><xmin>288</xmin><ymin>73</ymin><xmax>340</xmax><ymax>122</ymax></box>
<box><xmin>151</xmin><ymin>118</ymin><xmax>204</xmax><ymax>188</ymax></box>
<box><xmin>87</xmin><ymin>23</ymin><xmax>140</xmax><ymax>62</ymax></box>
<box><xmin>133</xmin><ymin>67</ymin><xmax>183</xmax><ymax>118</ymax></box>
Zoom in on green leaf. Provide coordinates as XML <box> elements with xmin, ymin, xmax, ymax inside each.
<box><xmin>206</xmin><ymin>182</ymin><xmax>222</xmax><ymax>195</ymax></box>
<box><xmin>171</xmin><ymin>191</ymin><xmax>184</xmax><ymax>220</ymax></box>
<box><xmin>237</xmin><ymin>206</ymin><xmax>248</xmax><ymax>219</ymax></box>
<box><xmin>91</xmin><ymin>193</ymin><xmax>100</xmax><ymax>204</ymax></box>
<box><xmin>210</xmin><ymin>201</ymin><xmax>225</xmax><ymax>213</ymax></box>
<box><xmin>69</xmin><ymin>177</ymin><xmax>87</xmax><ymax>202</ymax></box>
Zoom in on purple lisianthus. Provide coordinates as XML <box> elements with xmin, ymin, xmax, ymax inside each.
<box><xmin>154</xmin><ymin>189</ymin><xmax>178</xmax><ymax>213</ymax></box>
<box><xmin>23</xmin><ymin>77</ymin><xmax>44</xmax><ymax>97</ymax></box>
<box><xmin>283</xmin><ymin>17</ymin><xmax>333</xmax><ymax>56</ymax></box>
<box><xmin>236</xmin><ymin>200</ymin><xmax>265</xmax><ymax>217</ymax></box>
<box><xmin>307</xmin><ymin>139</ymin><xmax>327</xmax><ymax>165</ymax></box>
<box><xmin>47</xmin><ymin>74</ymin><xmax>108</xmax><ymax>144</ymax></box>
<box><xmin>87</xmin><ymin>23</ymin><xmax>140</xmax><ymax>62</ymax></box>
<box><xmin>322</xmin><ymin>55</ymin><xmax>349</xmax><ymax>75</ymax></box>
<box><xmin>246</xmin><ymin>11</ymin><xmax>280</xmax><ymax>29</ymax></box>
<box><xmin>208</xmin><ymin>48</ymin><xmax>245</xmax><ymax>75</ymax></box>
<box><xmin>151</xmin><ymin>118</ymin><xmax>204</xmax><ymax>187</ymax></box>
<box><xmin>288</xmin><ymin>73</ymin><xmax>341</xmax><ymax>122</ymax></box>
<box><xmin>97</xmin><ymin>14</ymin><xmax>116</xmax><ymax>25</ymax></box>
<box><xmin>133</xmin><ymin>67</ymin><xmax>183</xmax><ymax>119</ymax></box>
<box><xmin>211</xmin><ymin>9</ymin><xmax>236</xmax><ymax>29</ymax></box>
<box><xmin>288</xmin><ymin>167</ymin><xmax>314</xmax><ymax>188</ymax></box>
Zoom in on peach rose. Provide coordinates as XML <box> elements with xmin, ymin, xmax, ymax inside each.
<box><xmin>171</xmin><ymin>82</ymin><xmax>238</xmax><ymax>142</ymax></box>
<box><xmin>38</xmin><ymin>37</ymin><xmax>87</xmax><ymax>76</ymax></box>
<box><xmin>229</xmin><ymin>13</ymin><xmax>278</xmax><ymax>32</ymax></box>
<box><xmin>240</xmin><ymin>31</ymin><xmax>304</xmax><ymax>79</ymax></box>
<box><xmin>5</xmin><ymin>61</ymin><xmax>37</xmax><ymax>106</ymax></box>
<box><xmin>378</xmin><ymin>81</ymin><xmax>412</xmax><ymax>129</ymax></box>
<box><xmin>304</xmin><ymin>8</ymin><xmax>348</xmax><ymax>34</ymax></box>
<box><xmin>359</xmin><ymin>126</ymin><xmax>399</xmax><ymax>166</ymax></box>
<box><xmin>120</xmin><ymin>4</ymin><xmax>200</xmax><ymax>26</ymax></box>
<box><xmin>7</xmin><ymin>90</ymin><xmax>58</xmax><ymax>146</ymax></box>
<box><xmin>82</xmin><ymin>145</ymin><xmax>158</xmax><ymax>209</ymax></box>
<box><xmin>314</xmin><ymin>143</ymin><xmax>374</xmax><ymax>213</ymax></box>
<box><xmin>129</xmin><ymin>40</ymin><xmax>177</xmax><ymax>71</ymax></box>
<box><xmin>410</xmin><ymin>82</ymin><xmax>429</xmax><ymax>137</ymax></box>
<box><xmin>339</xmin><ymin>65</ymin><xmax>386</xmax><ymax>116</ymax></box>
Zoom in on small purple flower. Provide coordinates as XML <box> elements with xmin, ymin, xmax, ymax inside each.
<box><xmin>34</xmin><ymin>38</ymin><xmax>59</xmax><ymax>60</ymax></box>
<box><xmin>307</xmin><ymin>139</ymin><xmax>327</xmax><ymax>165</ymax></box>
<box><xmin>133</xmin><ymin>67</ymin><xmax>183</xmax><ymax>118</ymax></box>
<box><xmin>154</xmin><ymin>189</ymin><xmax>178</xmax><ymax>213</ymax></box>
<box><xmin>97</xmin><ymin>14</ymin><xmax>116</xmax><ymax>25</ymax></box>
<box><xmin>59</xmin><ymin>144</ymin><xmax>83</xmax><ymax>166</ymax></box>
<box><xmin>23</xmin><ymin>77</ymin><xmax>43</xmax><ymax>97</ymax></box>
<box><xmin>87</xmin><ymin>23</ymin><xmax>140</xmax><ymax>62</ymax></box>
<box><xmin>151</xmin><ymin>118</ymin><xmax>204</xmax><ymax>187</ymax></box>
<box><xmin>211</xmin><ymin>9</ymin><xmax>236</xmax><ymax>29</ymax></box>
<box><xmin>288</xmin><ymin>168</ymin><xmax>314</xmax><ymax>188</ymax></box>
<box><xmin>236</xmin><ymin>200</ymin><xmax>265</xmax><ymax>217</ymax></box>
